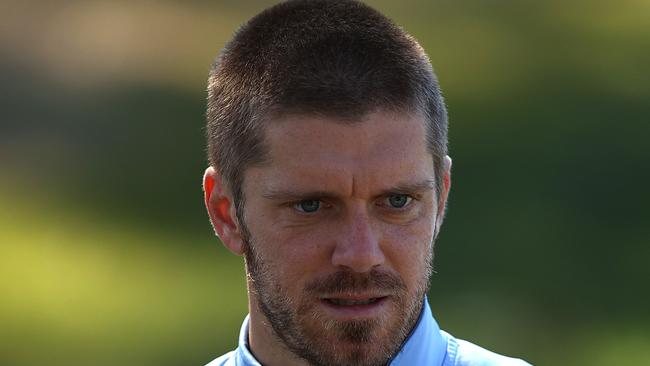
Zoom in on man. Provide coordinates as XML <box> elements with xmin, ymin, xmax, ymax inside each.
<box><xmin>203</xmin><ymin>1</ymin><xmax>531</xmax><ymax>365</ymax></box>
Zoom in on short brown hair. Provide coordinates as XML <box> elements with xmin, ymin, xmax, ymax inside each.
<box><xmin>206</xmin><ymin>0</ymin><xmax>448</xmax><ymax>212</ymax></box>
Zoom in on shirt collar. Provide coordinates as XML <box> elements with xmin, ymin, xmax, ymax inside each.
<box><xmin>235</xmin><ymin>297</ymin><xmax>447</xmax><ymax>366</ymax></box>
<box><xmin>388</xmin><ymin>297</ymin><xmax>448</xmax><ymax>365</ymax></box>
<box><xmin>236</xmin><ymin>314</ymin><xmax>261</xmax><ymax>366</ymax></box>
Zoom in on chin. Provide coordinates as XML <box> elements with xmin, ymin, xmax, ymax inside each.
<box><xmin>296</xmin><ymin>309</ymin><xmax>404</xmax><ymax>366</ymax></box>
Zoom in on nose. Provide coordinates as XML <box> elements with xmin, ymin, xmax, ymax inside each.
<box><xmin>331</xmin><ymin>207</ymin><xmax>385</xmax><ymax>273</ymax></box>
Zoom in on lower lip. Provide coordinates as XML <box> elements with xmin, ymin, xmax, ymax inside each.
<box><xmin>319</xmin><ymin>297</ymin><xmax>389</xmax><ymax>320</ymax></box>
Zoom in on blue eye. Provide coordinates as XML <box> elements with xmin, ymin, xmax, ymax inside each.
<box><xmin>387</xmin><ymin>194</ymin><xmax>411</xmax><ymax>208</ymax></box>
<box><xmin>295</xmin><ymin>200</ymin><xmax>320</xmax><ymax>213</ymax></box>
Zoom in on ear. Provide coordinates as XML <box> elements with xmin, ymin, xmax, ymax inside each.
<box><xmin>434</xmin><ymin>155</ymin><xmax>452</xmax><ymax>237</ymax></box>
<box><xmin>203</xmin><ymin>166</ymin><xmax>245</xmax><ymax>255</ymax></box>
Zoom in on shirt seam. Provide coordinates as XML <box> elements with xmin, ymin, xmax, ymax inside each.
<box><xmin>444</xmin><ymin>333</ymin><xmax>458</xmax><ymax>366</ymax></box>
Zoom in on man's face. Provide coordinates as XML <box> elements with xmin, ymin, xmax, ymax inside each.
<box><xmin>239</xmin><ymin>110</ymin><xmax>446</xmax><ymax>366</ymax></box>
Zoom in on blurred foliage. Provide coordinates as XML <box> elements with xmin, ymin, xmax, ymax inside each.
<box><xmin>1</xmin><ymin>0</ymin><xmax>649</xmax><ymax>365</ymax></box>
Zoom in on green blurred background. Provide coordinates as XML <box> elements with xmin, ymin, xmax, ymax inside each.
<box><xmin>1</xmin><ymin>1</ymin><xmax>649</xmax><ymax>365</ymax></box>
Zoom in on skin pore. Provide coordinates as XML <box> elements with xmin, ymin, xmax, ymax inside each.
<box><xmin>205</xmin><ymin>109</ymin><xmax>451</xmax><ymax>366</ymax></box>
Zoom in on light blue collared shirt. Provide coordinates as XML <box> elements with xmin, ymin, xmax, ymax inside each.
<box><xmin>206</xmin><ymin>298</ymin><xmax>532</xmax><ymax>366</ymax></box>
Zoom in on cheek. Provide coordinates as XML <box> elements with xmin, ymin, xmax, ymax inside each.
<box><xmin>248</xmin><ymin>218</ymin><xmax>333</xmax><ymax>284</ymax></box>
<box><xmin>381</xmin><ymin>219</ymin><xmax>434</xmax><ymax>277</ymax></box>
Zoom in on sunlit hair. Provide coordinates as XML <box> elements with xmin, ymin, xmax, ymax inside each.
<box><xmin>206</xmin><ymin>0</ymin><xmax>448</xmax><ymax>215</ymax></box>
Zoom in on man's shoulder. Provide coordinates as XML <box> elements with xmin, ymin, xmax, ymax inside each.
<box><xmin>204</xmin><ymin>350</ymin><xmax>237</xmax><ymax>366</ymax></box>
<box><xmin>445</xmin><ymin>332</ymin><xmax>532</xmax><ymax>366</ymax></box>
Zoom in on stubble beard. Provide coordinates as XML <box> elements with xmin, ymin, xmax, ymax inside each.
<box><xmin>241</xmin><ymin>223</ymin><xmax>433</xmax><ymax>366</ymax></box>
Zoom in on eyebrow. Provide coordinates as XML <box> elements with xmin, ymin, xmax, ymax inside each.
<box><xmin>262</xmin><ymin>190</ymin><xmax>341</xmax><ymax>202</ymax></box>
<box><xmin>261</xmin><ymin>179</ymin><xmax>436</xmax><ymax>201</ymax></box>
<box><xmin>378</xmin><ymin>179</ymin><xmax>436</xmax><ymax>196</ymax></box>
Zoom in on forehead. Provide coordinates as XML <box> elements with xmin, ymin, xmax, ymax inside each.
<box><xmin>247</xmin><ymin>110</ymin><xmax>434</xmax><ymax>197</ymax></box>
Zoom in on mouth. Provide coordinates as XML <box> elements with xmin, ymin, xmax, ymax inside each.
<box><xmin>324</xmin><ymin>297</ymin><xmax>383</xmax><ymax>306</ymax></box>
<box><xmin>319</xmin><ymin>295</ymin><xmax>389</xmax><ymax>319</ymax></box>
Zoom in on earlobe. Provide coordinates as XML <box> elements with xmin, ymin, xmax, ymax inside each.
<box><xmin>203</xmin><ymin>167</ymin><xmax>245</xmax><ymax>255</ymax></box>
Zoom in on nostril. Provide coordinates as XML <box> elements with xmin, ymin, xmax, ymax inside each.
<box><xmin>331</xmin><ymin>239</ymin><xmax>385</xmax><ymax>273</ymax></box>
